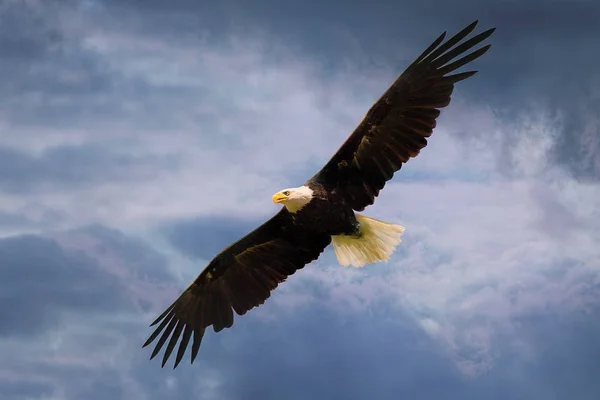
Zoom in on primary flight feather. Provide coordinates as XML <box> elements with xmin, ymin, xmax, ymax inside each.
<box><xmin>143</xmin><ymin>20</ymin><xmax>495</xmax><ymax>368</ymax></box>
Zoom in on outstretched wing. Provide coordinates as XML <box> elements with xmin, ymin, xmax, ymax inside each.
<box><xmin>143</xmin><ymin>209</ymin><xmax>331</xmax><ymax>368</ymax></box>
<box><xmin>311</xmin><ymin>20</ymin><xmax>495</xmax><ymax>211</ymax></box>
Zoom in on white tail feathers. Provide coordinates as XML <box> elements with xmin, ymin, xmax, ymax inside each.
<box><xmin>331</xmin><ymin>214</ymin><xmax>405</xmax><ymax>268</ymax></box>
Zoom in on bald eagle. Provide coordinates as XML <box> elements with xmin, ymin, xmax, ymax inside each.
<box><xmin>144</xmin><ymin>20</ymin><xmax>495</xmax><ymax>368</ymax></box>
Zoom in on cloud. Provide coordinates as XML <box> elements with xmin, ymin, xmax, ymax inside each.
<box><xmin>0</xmin><ymin>0</ymin><xmax>599</xmax><ymax>399</ymax></box>
<box><xmin>0</xmin><ymin>223</ymin><xmax>176</xmax><ymax>341</ymax></box>
<box><xmin>0</xmin><ymin>144</ymin><xmax>179</xmax><ymax>194</ymax></box>
<box><xmin>0</xmin><ymin>225</ymin><xmax>176</xmax><ymax>399</ymax></box>
<box><xmin>159</xmin><ymin>216</ymin><xmax>260</xmax><ymax>260</ymax></box>
<box><xmin>0</xmin><ymin>380</ymin><xmax>55</xmax><ymax>400</ymax></box>
<box><xmin>2</xmin><ymin>222</ymin><xmax>593</xmax><ymax>400</ymax></box>
<box><xmin>0</xmin><ymin>234</ymin><xmax>129</xmax><ymax>338</ymax></box>
<box><xmin>0</xmin><ymin>225</ymin><xmax>463</xmax><ymax>400</ymax></box>
<box><xmin>0</xmin><ymin>2</ymin><xmax>398</xmax><ymax>232</ymax></box>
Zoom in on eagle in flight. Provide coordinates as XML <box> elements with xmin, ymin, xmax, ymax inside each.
<box><xmin>143</xmin><ymin>20</ymin><xmax>495</xmax><ymax>368</ymax></box>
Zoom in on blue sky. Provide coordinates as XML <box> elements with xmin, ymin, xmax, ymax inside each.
<box><xmin>1</xmin><ymin>0</ymin><xmax>599</xmax><ymax>399</ymax></box>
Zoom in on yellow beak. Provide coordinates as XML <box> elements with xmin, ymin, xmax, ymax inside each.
<box><xmin>272</xmin><ymin>193</ymin><xmax>288</xmax><ymax>204</ymax></box>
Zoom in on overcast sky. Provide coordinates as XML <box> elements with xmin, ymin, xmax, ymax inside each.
<box><xmin>1</xmin><ymin>0</ymin><xmax>599</xmax><ymax>399</ymax></box>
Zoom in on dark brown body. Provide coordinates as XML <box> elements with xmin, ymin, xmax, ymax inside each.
<box><xmin>292</xmin><ymin>181</ymin><xmax>360</xmax><ymax>236</ymax></box>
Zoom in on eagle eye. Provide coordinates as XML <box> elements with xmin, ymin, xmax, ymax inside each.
<box><xmin>282</xmin><ymin>191</ymin><xmax>290</xmax><ymax>196</ymax></box>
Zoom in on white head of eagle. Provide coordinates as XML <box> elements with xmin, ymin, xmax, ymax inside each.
<box><xmin>271</xmin><ymin>186</ymin><xmax>314</xmax><ymax>213</ymax></box>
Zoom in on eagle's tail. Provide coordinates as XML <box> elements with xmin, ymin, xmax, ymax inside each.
<box><xmin>331</xmin><ymin>214</ymin><xmax>405</xmax><ymax>268</ymax></box>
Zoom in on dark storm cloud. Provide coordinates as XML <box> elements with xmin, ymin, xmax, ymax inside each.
<box><xmin>145</xmin><ymin>211</ymin><xmax>600</xmax><ymax>399</ymax></box>
<box><xmin>0</xmin><ymin>219</ymin><xmax>598</xmax><ymax>399</ymax></box>
<box><xmin>4</xmin><ymin>298</ymin><xmax>600</xmax><ymax>400</ymax></box>
<box><xmin>0</xmin><ymin>224</ymin><xmax>177</xmax><ymax>399</ymax></box>
<box><xmin>0</xmin><ymin>215</ymin><xmax>472</xmax><ymax>399</ymax></box>
<box><xmin>118</xmin><ymin>283</ymin><xmax>470</xmax><ymax>400</ymax></box>
<box><xmin>60</xmin><ymin>369</ymin><xmax>124</xmax><ymax>400</ymax></box>
<box><xmin>0</xmin><ymin>224</ymin><xmax>172</xmax><ymax>338</ymax></box>
<box><xmin>159</xmin><ymin>215</ymin><xmax>261</xmax><ymax>260</ymax></box>
<box><xmin>133</xmin><ymin>274</ymin><xmax>600</xmax><ymax>400</ymax></box>
<box><xmin>522</xmin><ymin>311</ymin><xmax>600</xmax><ymax>400</ymax></box>
<box><xmin>210</xmin><ymin>306</ymin><xmax>466</xmax><ymax>400</ymax></box>
<box><xmin>480</xmin><ymin>305</ymin><xmax>600</xmax><ymax>400</ymax></box>
<box><xmin>0</xmin><ymin>144</ymin><xmax>178</xmax><ymax>193</ymax></box>
<box><xmin>0</xmin><ymin>234</ymin><xmax>132</xmax><ymax>337</ymax></box>
<box><xmin>10</xmin><ymin>363</ymin><xmax>130</xmax><ymax>400</ymax></box>
<box><xmin>0</xmin><ymin>381</ymin><xmax>54</xmax><ymax>400</ymax></box>
<box><xmin>74</xmin><ymin>224</ymin><xmax>173</xmax><ymax>282</ymax></box>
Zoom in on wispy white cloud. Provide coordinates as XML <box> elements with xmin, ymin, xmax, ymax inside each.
<box><xmin>0</xmin><ymin>6</ymin><xmax>405</xmax><ymax>234</ymax></box>
<box><xmin>271</xmin><ymin>109</ymin><xmax>600</xmax><ymax>375</ymax></box>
